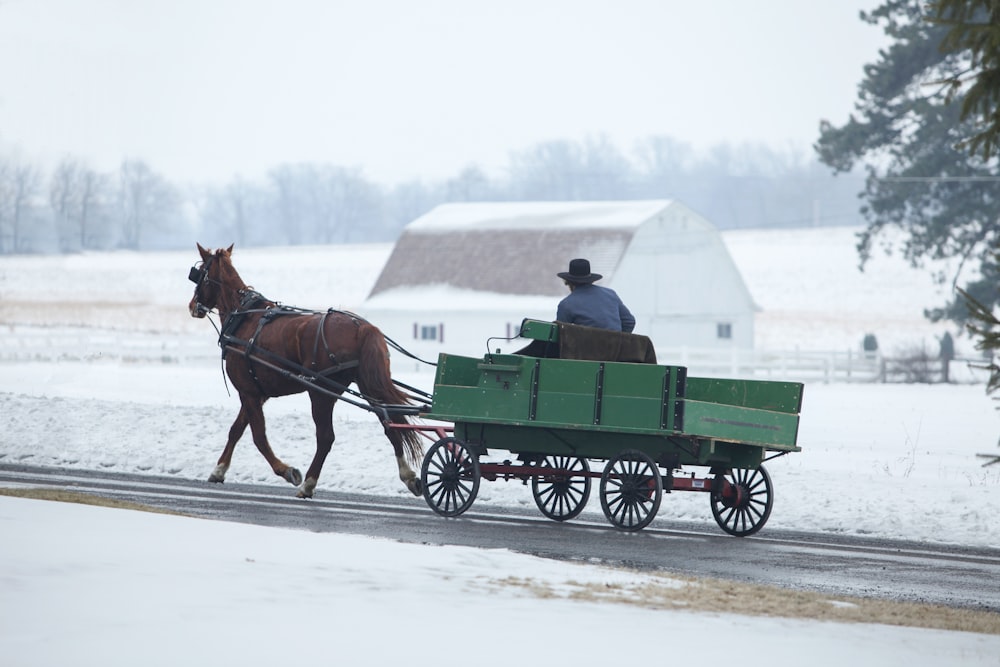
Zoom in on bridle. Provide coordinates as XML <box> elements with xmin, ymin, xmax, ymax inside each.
<box><xmin>190</xmin><ymin>252</ymin><xmax>268</xmax><ymax>320</ymax></box>
<box><xmin>188</xmin><ymin>254</ymin><xmax>221</xmax><ymax>317</ymax></box>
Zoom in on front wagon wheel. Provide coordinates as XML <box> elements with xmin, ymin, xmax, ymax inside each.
<box><xmin>421</xmin><ymin>437</ymin><xmax>480</xmax><ymax>518</ymax></box>
<box><xmin>600</xmin><ymin>449</ymin><xmax>662</xmax><ymax>532</ymax></box>
<box><xmin>710</xmin><ymin>466</ymin><xmax>773</xmax><ymax>537</ymax></box>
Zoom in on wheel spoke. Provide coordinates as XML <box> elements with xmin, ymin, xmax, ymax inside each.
<box><xmin>600</xmin><ymin>450</ymin><xmax>661</xmax><ymax>531</ymax></box>
<box><xmin>420</xmin><ymin>438</ymin><xmax>479</xmax><ymax>518</ymax></box>
<box><xmin>711</xmin><ymin>466</ymin><xmax>773</xmax><ymax>537</ymax></box>
<box><xmin>532</xmin><ymin>456</ymin><xmax>591</xmax><ymax>522</ymax></box>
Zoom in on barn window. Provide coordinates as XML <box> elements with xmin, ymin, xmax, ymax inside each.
<box><xmin>717</xmin><ymin>322</ymin><xmax>732</xmax><ymax>339</ymax></box>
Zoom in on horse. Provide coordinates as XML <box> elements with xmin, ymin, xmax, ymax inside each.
<box><xmin>187</xmin><ymin>243</ymin><xmax>424</xmax><ymax>499</ymax></box>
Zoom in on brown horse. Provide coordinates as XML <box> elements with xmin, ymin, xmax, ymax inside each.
<box><xmin>188</xmin><ymin>243</ymin><xmax>423</xmax><ymax>498</ymax></box>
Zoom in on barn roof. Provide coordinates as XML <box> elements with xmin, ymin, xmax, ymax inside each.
<box><xmin>368</xmin><ymin>200</ymin><xmax>673</xmax><ymax>298</ymax></box>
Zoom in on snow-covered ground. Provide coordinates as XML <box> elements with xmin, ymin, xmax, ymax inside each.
<box><xmin>1</xmin><ymin>226</ymin><xmax>999</xmax><ymax>663</ymax></box>
<box><xmin>2</xmin><ymin>495</ymin><xmax>998</xmax><ymax>667</ymax></box>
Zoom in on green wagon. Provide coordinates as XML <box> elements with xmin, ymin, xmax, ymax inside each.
<box><xmin>417</xmin><ymin>319</ymin><xmax>803</xmax><ymax>534</ymax></box>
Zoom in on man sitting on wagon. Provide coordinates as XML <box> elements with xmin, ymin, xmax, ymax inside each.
<box><xmin>556</xmin><ymin>258</ymin><xmax>636</xmax><ymax>332</ymax></box>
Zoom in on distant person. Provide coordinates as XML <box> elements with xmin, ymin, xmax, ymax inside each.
<box><xmin>556</xmin><ymin>258</ymin><xmax>635</xmax><ymax>333</ymax></box>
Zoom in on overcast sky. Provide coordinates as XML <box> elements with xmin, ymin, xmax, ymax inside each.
<box><xmin>0</xmin><ymin>0</ymin><xmax>889</xmax><ymax>186</ymax></box>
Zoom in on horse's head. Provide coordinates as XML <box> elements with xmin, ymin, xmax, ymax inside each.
<box><xmin>188</xmin><ymin>243</ymin><xmax>237</xmax><ymax>318</ymax></box>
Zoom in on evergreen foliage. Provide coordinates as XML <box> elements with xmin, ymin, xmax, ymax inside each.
<box><xmin>816</xmin><ymin>0</ymin><xmax>1000</xmax><ymax>324</ymax></box>
<box><xmin>931</xmin><ymin>0</ymin><xmax>1000</xmax><ymax>160</ymax></box>
<box><xmin>960</xmin><ymin>277</ymin><xmax>1000</xmax><ymax>464</ymax></box>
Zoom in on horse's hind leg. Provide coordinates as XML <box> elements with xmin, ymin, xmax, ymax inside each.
<box><xmin>242</xmin><ymin>394</ymin><xmax>303</xmax><ymax>487</ymax></box>
<box><xmin>298</xmin><ymin>393</ymin><xmax>337</xmax><ymax>499</ymax></box>
<box><xmin>209</xmin><ymin>406</ymin><xmax>250</xmax><ymax>483</ymax></box>
<box><xmin>385</xmin><ymin>421</ymin><xmax>422</xmax><ymax>496</ymax></box>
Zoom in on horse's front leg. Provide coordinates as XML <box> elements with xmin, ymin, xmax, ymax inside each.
<box><xmin>243</xmin><ymin>395</ymin><xmax>303</xmax><ymax>487</ymax></box>
<box><xmin>209</xmin><ymin>406</ymin><xmax>250</xmax><ymax>483</ymax></box>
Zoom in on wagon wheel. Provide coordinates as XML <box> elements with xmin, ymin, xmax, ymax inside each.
<box><xmin>531</xmin><ymin>455</ymin><xmax>592</xmax><ymax>522</ymax></box>
<box><xmin>421</xmin><ymin>437</ymin><xmax>480</xmax><ymax>518</ymax></box>
<box><xmin>710</xmin><ymin>466</ymin><xmax>773</xmax><ymax>537</ymax></box>
<box><xmin>600</xmin><ymin>449</ymin><xmax>663</xmax><ymax>532</ymax></box>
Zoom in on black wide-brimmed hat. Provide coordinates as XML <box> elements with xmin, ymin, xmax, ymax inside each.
<box><xmin>558</xmin><ymin>258</ymin><xmax>602</xmax><ymax>284</ymax></box>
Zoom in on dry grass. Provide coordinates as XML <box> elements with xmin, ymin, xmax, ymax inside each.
<box><xmin>493</xmin><ymin>573</ymin><xmax>1000</xmax><ymax>635</ymax></box>
<box><xmin>0</xmin><ymin>486</ymin><xmax>186</xmax><ymax>516</ymax></box>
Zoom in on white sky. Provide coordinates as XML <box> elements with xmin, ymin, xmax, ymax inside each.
<box><xmin>0</xmin><ymin>0</ymin><xmax>889</xmax><ymax>186</ymax></box>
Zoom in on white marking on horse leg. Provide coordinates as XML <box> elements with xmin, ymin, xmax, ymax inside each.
<box><xmin>208</xmin><ymin>463</ymin><xmax>229</xmax><ymax>483</ymax></box>
<box><xmin>397</xmin><ymin>455</ymin><xmax>422</xmax><ymax>496</ymax></box>
<box><xmin>297</xmin><ymin>477</ymin><xmax>317</xmax><ymax>499</ymax></box>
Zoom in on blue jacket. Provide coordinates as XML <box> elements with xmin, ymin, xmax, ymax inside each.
<box><xmin>556</xmin><ymin>284</ymin><xmax>636</xmax><ymax>332</ymax></box>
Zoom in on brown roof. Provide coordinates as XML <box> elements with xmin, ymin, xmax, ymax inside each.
<box><xmin>369</xmin><ymin>227</ymin><xmax>635</xmax><ymax>298</ymax></box>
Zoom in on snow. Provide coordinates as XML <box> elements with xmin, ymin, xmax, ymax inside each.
<box><xmin>363</xmin><ymin>283</ymin><xmax>559</xmax><ymax>310</ymax></box>
<box><xmin>1</xmin><ymin>226</ymin><xmax>999</xmax><ymax>663</ymax></box>
<box><xmin>406</xmin><ymin>200</ymin><xmax>671</xmax><ymax>231</ymax></box>
<box><xmin>723</xmin><ymin>226</ymin><xmax>964</xmax><ymax>352</ymax></box>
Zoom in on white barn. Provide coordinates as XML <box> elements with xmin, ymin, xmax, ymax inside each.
<box><xmin>360</xmin><ymin>200</ymin><xmax>756</xmax><ymax>363</ymax></box>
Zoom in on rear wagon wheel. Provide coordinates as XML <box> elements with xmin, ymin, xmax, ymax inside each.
<box><xmin>710</xmin><ymin>466</ymin><xmax>773</xmax><ymax>537</ymax></box>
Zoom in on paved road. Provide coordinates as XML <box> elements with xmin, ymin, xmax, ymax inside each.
<box><xmin>3</xmin><ymin>463</ymin><xmax>998</xmax><ymax>612</ymax></box>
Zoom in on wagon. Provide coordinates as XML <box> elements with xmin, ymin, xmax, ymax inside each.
<box><xmin>412</xmin><ymin>319</ymin><xmax>803</xmax><ymax>535</ymax></box>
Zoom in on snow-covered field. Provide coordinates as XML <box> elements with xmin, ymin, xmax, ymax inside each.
<box><xmin>1</xmin><ymin>226</ymin><xmax>999</xmax><ymax>663</ymax></box>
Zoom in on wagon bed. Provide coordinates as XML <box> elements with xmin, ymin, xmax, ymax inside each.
<box><xmin>415</xmin><ymin>319</ymin><xmax>803</xmax><ymax>534</ymax></box>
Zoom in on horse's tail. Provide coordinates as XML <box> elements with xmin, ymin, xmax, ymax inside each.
<box><xmin>357</xmin><ymin>323</ymin><xmax>424</xmax><ymax>467</ymax></box>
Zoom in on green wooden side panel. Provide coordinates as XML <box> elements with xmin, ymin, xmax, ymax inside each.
<box><xmin>534</xmin><ymin>358</ymin><xmax>599</xmax><ymax>426</ymax></box>
<box><xmin>680</xmin><ymin>400</ymin><xmax>800</xmax><ymax>449</ymax></box>
<box><xmin>430</xmin><ymin>353</ymin><xmax>533</xmax><ymax>422</ymax></box>
<box><xmin>432</xmin><ymin>353</ymin><xmax>481</xmax><ymax>388</ymax></box>
<box><xmin>685</xmin><ymin>377</ymin><xmax>803</xmax><ymax>414</ymax></box>
<box><xmin>600</xmin><ymin>363</ymin><xmax>668</xmax><ymax>431</ymax></box>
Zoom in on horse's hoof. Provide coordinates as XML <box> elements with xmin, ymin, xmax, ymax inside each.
<box><xmin>208</xmin><ymin>464</ymin><xmax>227</xmax><ymax>483</ymax></box>
<box><xmin>297</xmin><ymin>478</ymin><xmax>317</xmax><ymax>499</ymax></box>
<box><xmin>283</xmin><ymin>467</ymin><xmax>303</xmax><ymax>486</ymax></box>
<box><xmin>407</xmin><ymin>477</ymin><xmax>423</xmax><ymax>497</ymax></box>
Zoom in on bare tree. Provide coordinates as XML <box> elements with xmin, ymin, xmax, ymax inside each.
<box><xmin>269</xmin><ymin>164</ymin><xmax>308</xmax><ymax>244</ymax></box>
<box><xmin>267</xmin><ymin>164</ymin><xmax>383</xmax><ymax>244</ymax></box>
<box><xmin>0</xmin><ymin>159</ymin><xmax>42</xmax><ymax>253</ymax></box>
<box><xmin>445</xmin><ymin>165</ymin><xmax>495</xmax><ymax>202</ymax></box>
<box><xmin>51</xmin><ymin>159</ymin><xmax>111</xmax><ymax>251</ymax></box>
<box><xmin>49</xmin><ymin>158</ymin><xmax>81</xmax><ymax>250</ymax></box>
<box><xmin>117</xmin><ymin>160</ymin><xmax>180</xmax><ymax>249</ymax></box>
<box><xmin>314</xmin><ymin>165</ymin><xmax>380</xmax><ymax>243</ymax></box>
<box><xmin>506</xmin><ymin>136</ymin><xmax>633</xmax><ymax>201</ymax></box>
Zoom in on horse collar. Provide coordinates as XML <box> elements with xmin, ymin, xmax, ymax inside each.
<box><xmin>238</xmin><ymin>288</ymin><xmax>266</xmax><ymax>311</ymax></box>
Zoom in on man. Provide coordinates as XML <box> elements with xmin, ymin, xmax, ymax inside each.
<box><xmin>556</xmin><ymin>258</ymin><xmax>636</xmax><ymax>332</ymax></box>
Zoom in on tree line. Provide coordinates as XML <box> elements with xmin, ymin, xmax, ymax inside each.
<box><xmin>0</xmin><ymin>136</ymin><xmax>865</xmax><ymax>255</ymax></box>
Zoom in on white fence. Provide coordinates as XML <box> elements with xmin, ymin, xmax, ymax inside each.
<box><xmin>0</xmin><ymin>325</ymin><xmax>988</xmax><ymax>385</ymax></box>
<box><xmin>0</xmin><ymin>327</ymin><xmax>215</xmax><ymax>365</ymax></box>
<box><xmin>655</xmin><ymin>346</ymin><xmax>882</xmax><ymax>383</ymax></box>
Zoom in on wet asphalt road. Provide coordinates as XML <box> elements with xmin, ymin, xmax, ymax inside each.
<box><xmin>3</xmin><ymin>462</ymin><xmax>998</xmax><ymax>612</ymax></box>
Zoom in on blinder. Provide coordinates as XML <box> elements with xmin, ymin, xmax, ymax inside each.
<box><xmin>189</xmin><ymin>265</ymin><xmax>205</xmax><ymax>284</ymax></box>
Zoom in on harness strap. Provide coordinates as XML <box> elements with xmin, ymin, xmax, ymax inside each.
<box><xmin>244</xmin><ymin>314</ymin><xmax>272</xmax><ymax>397</ymax></box>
